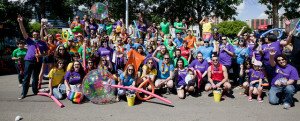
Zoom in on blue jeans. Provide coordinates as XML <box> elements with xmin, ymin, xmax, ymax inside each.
<box><xmin>22</xmin><ymin>60</ymin><xmax>42</xmax><ymax>96</ymax></box>
<box><xmin>52</xmin><ymin>84</ymin><xmax>66</xmax><ymax>100</ymax></box>
<box><xmin>14</xmin><ymin>63</ymin><xmax>24</xmax><ymax>84</ymax></box>
<box><xmin>269</xmin><ymin>85</ymin><xmax>295</xmax><ymax>105</ymax></box>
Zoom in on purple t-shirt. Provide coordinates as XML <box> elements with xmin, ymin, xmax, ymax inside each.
<box><xmin>64</xmin><ymin>71</ymin><xmax>83</xmax><ymax>85</ymax></box>
<box><xmin>177</xmin><ymin>68</ymin><xmax>188</xmax><ymax>87</ymax></box>
<box><xmin>219</xmin><ymin>44</ymin><xmax>234</xmax><ymax>66</ymax></box>
<box><xmin>89</xmin><ymin>23</ymin><xmax>98</xmax><ymax>31</ymax></box>
<box><xmin>262</xmin><ymin>41</ymin><xmax>282</xmax><ymax>65</ymax></box>
<box><xmin>248</xmin><ymin>43</ymin><xmax>255</xmax><ymax>57</ymax></box>
<box><xmin>253</xmin><ymin>50</ymin><xmax>262</xmax><ymax>61</ymax></box>
<box><xmin>271</xmin><ymin>64</ymin><xmax>299</xmax><ymax>86</ymax></box>
<box><xmin>189</xmin><ymin>59</ymin><xmax>209</xmax><ymax>74</ymax></box>
<box><xmin>24</xmin><ymin>38</ymin><xmax>48</xmax><ymax>61</ymax></box>
<box><xmin>97</xmin><ymin>47</ymin><xmax>113</xmax><ymax>57</ymax></box>
<box><xmin>248</xmin><ymin>69</ymin><xmax>264</xmax><ymax>82</ymax></box>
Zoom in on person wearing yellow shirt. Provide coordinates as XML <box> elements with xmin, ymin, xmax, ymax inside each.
<box><xmin>140</xmin><ymin>58</ymin><xmax>158</xmax><ymax>90</ymax></box>
<box><xmin>199</xmin><ymin>17</ymin><xmax>215</xmax><ymax>40</ymax></box>
<box><xmin>48</xmin><ymin>60</ymin><xmax>67</xmax><ymax>99</ymax></box>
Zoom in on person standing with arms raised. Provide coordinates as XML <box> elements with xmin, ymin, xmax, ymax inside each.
<box><xmin>17</xmin><ymin>15</ymin><xmax>48</xmax><ymax>100</ymax></box>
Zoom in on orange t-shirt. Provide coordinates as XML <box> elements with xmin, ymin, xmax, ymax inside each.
<box><xmin>48</xmin><ymin>43</ymin><xmax>57</xmax><ymax>55</ymax></box>
<box><xmin>184</xmin><ymin>36</ymin><xmax>196</xmax><ymax>49</ymax></box>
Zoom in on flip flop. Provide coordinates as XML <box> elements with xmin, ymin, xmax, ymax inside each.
<box><xmin>257</xmin><ymin>98</ymin><xmax>263</xmax><ymax>103</ymax></box>
<box><xmin>248</xmin><ymin>97</ymin><xmax>253</xmax><ymax>102</ymax></box>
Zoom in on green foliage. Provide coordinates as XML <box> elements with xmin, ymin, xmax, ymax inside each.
<box><xmin>258</xmin><ymin>0</ymin><xmax>300</xmax><ymax>19</ymax></box>
<box><xmin>29</xmin><ymin>22</ymin><xmax>41</xmax><ymax>33</ymax></box>
<box><xmin>0</xmin><ymin>1</ymin><xmax>32</xmax><ymax>37</ymax></box>
<box><xmin>48</xmin><ymin>29</ymin><xmax>62</xmax><ymax>35</ymax></box>
<box><xmin>216</xmin><ymin>21</ymin><xmax>251</xmax><ymax>37</ymax></box>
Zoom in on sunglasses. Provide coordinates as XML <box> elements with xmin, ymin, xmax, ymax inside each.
<box><xmin>204</xmin><ymin>41</ymin><xmax>209</xmax><ymax>43</ymax></box>
<box><xmin>59</xmin><ymin>48</ymin><xmax>64</xmax><ymax>50</ymax></box>
<box><xmin>212</xmin><ymin>59</ymin><xmax>218</xmax><ymax>62</ymax></box>
<box><xmin>128</xmin><ymin>68</ymin><xmax>134</xmax><ymax>71</ymax></box>
<box><xmin>148</xmin><ymin>62</ymin><xmax>153</xmax><ymax>64</ymax></box>
<box><xmin>164</xmin><ymin>58</ymin><xmax>170</xmax><ymax>59</ymax></box>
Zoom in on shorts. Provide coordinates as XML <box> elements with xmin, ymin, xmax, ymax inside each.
<box><xmin>250</xmin><ymin>82</ymin><xmax>259</xmax><ymax>88</ymax></box>
<box><xmin>206</xmin><ymin>80</ymin><xmax>224</xmax><ymax>88</ymax></box>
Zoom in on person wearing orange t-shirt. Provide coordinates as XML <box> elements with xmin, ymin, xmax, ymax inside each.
<box><xmin>184</xmin><ymin>30</ymin><xmax>196</xmax><ymax>49</ymax></box>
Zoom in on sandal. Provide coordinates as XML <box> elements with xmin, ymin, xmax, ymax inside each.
<box><xmin>257</xmin><ymin>98</ymin><xmax>263</xmax><ymax>103</ymax></box>
<box><xmin>248</xmin><ymin>97</ymin><xmax>253</xmax><ymax>102</ymax></box>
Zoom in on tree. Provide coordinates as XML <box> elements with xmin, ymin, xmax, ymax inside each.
<box><xmin>259</xmin><ymin>0</ymin><xmax>300</xmax><ymax>28</ymax></box>
<box><xmin>0</xmin><ymin>0</ymin><xmax>32</xmax><ymax>37</ymax></box>
<box><xmin>217</xmin><ymin>20</ymin><xmax>251</xmax><ymax>37</ymax></box>
<box><xmin>25</xmin><ymin>0</ymin><xmax>73</xmax><ymax>21</ymax></box>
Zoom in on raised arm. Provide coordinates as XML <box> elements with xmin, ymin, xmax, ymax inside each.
<box><xmin>17</xmin><ymin>15</ymin><xmax>29</xmax><ymax>39</ymax></box>
<box><xmin>269</xmin><ymin>49</ymin><xmax>277</xmax><ymax>67</ymax></box>
<box><xmin>280</xmin><ymin>28</ymin><xmax>295</xmax><ymax>46</ymax></box>
<box><xmin>237</xmin><ymin>26</ymin><xmax>246</xmax><ymax>37</ymax></box>
<box><xmin>152</xmin><ymin>47</ymin><xmax>161</xmax><ymax>62</ymax></box>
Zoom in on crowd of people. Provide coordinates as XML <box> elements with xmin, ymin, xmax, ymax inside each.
<box><xmin>12</xmin><ymin>14</ymin><xmax>300</xmax><ymax>109</ymax></box>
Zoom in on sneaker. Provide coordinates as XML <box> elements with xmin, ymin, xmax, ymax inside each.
<box><xmin>186</xmin><ymin>92</ymin><xmax>190</xmax><ymax>96</ymax></box>
<box><xmin>18</xmin><ymin>96</ymin><xmax>25</xmax><ymax>100</ymax></box>
<box><xmin>283</xmin><ymin>103</ymin><xmax>291</xmax><ymax>109</ymax></box>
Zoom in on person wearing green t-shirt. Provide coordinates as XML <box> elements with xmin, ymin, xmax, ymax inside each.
<box><xmin>160</xmin><ymin>18</ymin><xmax>170</xmax><ymax>36</ymax></box>
<box><xmin>78</xmin><ymin>38</ymin><xmax>92</xmax><ymax>60</ymax></box>
<box><xmin>106</xmin><ymin>23</ymin><xmax>113</xmax><ymax>35</ymax></box>
<box><xmin>174</xmin><ymin>17</ymin><xmax>184</xmax><ymax>34</ymax></box>
<box><xmin>173</xmin><ymin>49</ymin><xmax>189</xmax><ymax>67</ymax></box>
<box><xmin>11</xmin><ymin>40</ymin><xmax>27</xmax><ymax>87</ymax></box>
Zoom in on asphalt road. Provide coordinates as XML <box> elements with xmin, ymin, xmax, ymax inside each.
<box><xmin>0</xmin><ymin>74</ymin><xmax>299</xmax><ymax>121</ymax></box>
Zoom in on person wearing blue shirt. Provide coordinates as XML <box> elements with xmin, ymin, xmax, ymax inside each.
<box><xmin>233</xmin><ymin>39</ymin><xmax>250</xmax><ymax>85</ymax></box>
<box><xmin>197</xmin><ymin>40</ymin><xmax>216</xmax><ymax>62</ymax></box>
<box><xmin>152</xmin><ymin>54</ymin><xmax>174</xmax><ymax>94</ymax></box>
<box><xmin>174</xmin><ymin>33</ymin><xmax>184</xmax><ymax>48</ymax></box>
<box><xmin>116</xmin><ymin>64</ymin><xmax>136</xmax><ymax>101</ymax></box>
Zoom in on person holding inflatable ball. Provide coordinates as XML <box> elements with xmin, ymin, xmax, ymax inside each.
<box><xmin>269</xmin><ymin>49</ymin><xmax>299</xmax><ymax>109</ymax></box>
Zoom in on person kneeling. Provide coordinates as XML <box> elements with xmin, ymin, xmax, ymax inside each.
<box><xmin>205</xmin><ymin>56</ymin><xmax>232</xmax><ymax>97</ymax></box>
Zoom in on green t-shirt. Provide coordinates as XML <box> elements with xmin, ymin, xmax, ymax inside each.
<box><xmin>160</xmin><ymin>22</ymin><xmax>170</xmax><ymax>35</ymax></box>
<box><xmin>173</xmin><ymin>56</ymin><xmax>189</xmax><ymax>67</ymax></box>
<box><xmin>106</xmin><ymin>24</ymin><xmax>113</xmax><ymax>35</ymax></box>
<box><xmin>11</xmin><ymin>48</ymin><xmax>27</xmax><ymax>63</ymax></box>
<box><xmin>174</xmin><ymin>22</ymin><xmax>183</xmax><ymax>33</ymax></box>
<box><xmin>78</xmin><ymin>46</ymin><xmax>92</xmax><ymax>59</ymax></box>
<box><xmin>163</xmin><ymin>41</ymin><xmax>175</xmax><ymax>59</ymax></box>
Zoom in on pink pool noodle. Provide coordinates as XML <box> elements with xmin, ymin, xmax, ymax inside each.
<box><xmin>38</xmin><ymin>92</ymin><xmax>65</xmax><ymax>108</ymax></box>
<box><xmin>110</xmin><ymin>85</ymin><xmax>172</xmax><ymax>104</ymax></box>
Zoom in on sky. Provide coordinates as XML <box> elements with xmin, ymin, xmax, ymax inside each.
<box><xmin>235</xmin><ymin>0</ymin><xmax>284</xmax><ymax>21</ymax></box>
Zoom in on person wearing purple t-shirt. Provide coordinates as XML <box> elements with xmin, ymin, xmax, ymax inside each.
<box><xmin>244</xmin><ymin>61</ymin><xmax>264</xmax><ymax>102</ymax></box>
<box><xmin>64</xmin><ymin>61</ymin><xmax>86</xmax><ymax>94</ymax></box>
<box><xmin>189</xmin><ymin>52</ymin><xmax>209</xmax><ymax>78</ymax></box>
<box><xmin>175</xmin><ymin>59</ymin><xmax>195</xmax><ymax>99</ymax></box>
<box><xmin>17</xmin><ymin>16</ymin><xmax>49</xmax><ymax>100</ymax></box>
<box><xmin>269</xmin><ymin>50</ymin><xmax>299</xmax><ymax>109</ymax></box>
<box><xmin>96</xmin><ymin>41</ymin><xmax>113</xmax><ymax>60</ymax></box>
<box><xmin>261</xmin><ymin>31</ymin><xmax>293</xmax><ymax>85</ymax></box>
<box><xmin>218</xmin><ymin>36</ymin><xmax>235</xmax><ymax>78</ymax></box>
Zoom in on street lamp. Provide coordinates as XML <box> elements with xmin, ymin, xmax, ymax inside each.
<box><xmin>126</xmin><ymin>0</ymin><xmax>129</xmax><ymax>31</ymax></box>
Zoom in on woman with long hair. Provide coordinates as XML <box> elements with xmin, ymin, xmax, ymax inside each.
<box><xmin>48</xmin><ymin>60</ymin><xmax>66</xmax><ymax>100</ymax></box>
<box><xmin>116</xmin><ymin>64</ymin><xmax>136</xmax><ymax>101</ymax></box>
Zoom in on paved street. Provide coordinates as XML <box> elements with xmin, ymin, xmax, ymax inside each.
<box><xmin>0</xmin><ymin>74</ymin><xmax>300</xmax><ymax>121</ymax></box>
